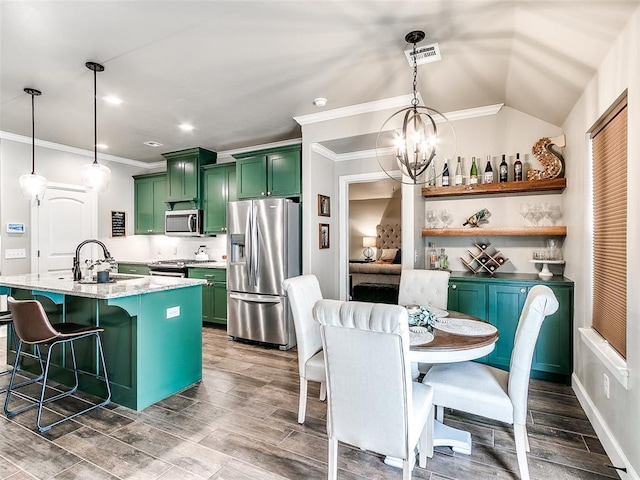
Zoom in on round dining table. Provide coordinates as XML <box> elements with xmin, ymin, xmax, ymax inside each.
<box><xmin>385</xmin><ymin>310</ymin><xmax>499</xmax><ymax>468</ymax></box>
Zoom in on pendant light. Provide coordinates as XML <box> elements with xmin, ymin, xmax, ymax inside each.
<box><xmin>81</xmin><ymin>61</ymin><xmax>111</xmax><ymax>193</ymax></box>
<box><xmin>19</xmin><ymin>88</ymin><xmax>47</xmax><ymax>200</ymax></box>
<box><xmin>376</xmin><ymin>31</ymin><xmax>456</xmax><ymax>185</ymax></box>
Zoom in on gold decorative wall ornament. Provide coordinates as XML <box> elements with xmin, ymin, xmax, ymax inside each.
<box><xmin>528</xmin><ymin>134</ymin><xmax>565</xmax><ymax>180</ymax></box>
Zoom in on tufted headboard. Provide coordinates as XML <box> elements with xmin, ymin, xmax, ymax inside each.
<box><xmin>376</xmin><ymin>224</ymin><xmax>401</xmax><ymax>258</ymax></box>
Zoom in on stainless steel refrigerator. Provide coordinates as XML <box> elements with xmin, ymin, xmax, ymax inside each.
<box><xmin>226</xmin><ymin>198</ymin><xmax>300</xmax><ymax>349</ymax></box>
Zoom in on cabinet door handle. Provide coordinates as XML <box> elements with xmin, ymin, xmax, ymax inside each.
<box><xmin>451</xmin><ymin>285</ymin><xmax>457</xmax><ymax>290</ymax></box>
<box><xmin>261</xmin><ymin>191</ymin><xmax>265</xmax><ymax>196</ymax></box>
<box><xmin>267</xmin><ymin>191</ymin><xmax>271</xmax><ymax>196</ymax></box>
<box><xmin>520</xmin><ymin>288</ymin><xmax>526</xmax><ymax>294</ymax></box>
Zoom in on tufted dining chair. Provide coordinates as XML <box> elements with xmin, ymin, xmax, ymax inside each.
<box><xmin>313</xmin><ymin>299</ymin><xmax>434</xmax><ymax>480</ymax></box>
<box><xmin>422</xmin><ymin>285</ymin><xmax>559</xmax><ymax>480</ymax></box>
<box><xmin>282</xmin><ymin>274</ymin><xmax>326</xmax><ymax>424</ymax></box>
<box><xmin>398</xmin><ymin>269</ymin><xmax>450</xmax><ymax>309</ymax></box>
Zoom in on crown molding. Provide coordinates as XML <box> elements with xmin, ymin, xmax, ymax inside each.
<box><xmin>0</xmin><ymin>130</ymin><xmax>162</xmax><ymax>169</ymax></box>
<box><xmin>294</xmin><ymin>94</ymin><xmax>418</xmax><ymax>126</ymax></box>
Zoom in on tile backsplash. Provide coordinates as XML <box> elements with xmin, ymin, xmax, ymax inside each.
<box><xmin>106</xmin><ymin>235</ymin><xmax>228</xmax><ymax>263</ymax></box>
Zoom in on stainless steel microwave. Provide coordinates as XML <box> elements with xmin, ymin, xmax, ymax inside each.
<box><xmin>165</xmin><ymin>209</ymin><xmax>202</xmax><ymax>236</ymax></box>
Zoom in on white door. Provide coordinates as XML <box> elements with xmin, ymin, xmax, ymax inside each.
<box><xmin>31</xmin><ymin>183</ymin><xmax>97</xmax><ymax>275</ymax></box>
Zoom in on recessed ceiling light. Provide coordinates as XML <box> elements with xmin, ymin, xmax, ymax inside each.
<box><xmin>144</xmin><ymin>141</ymin><xmax>163</xmax><ymax>148</ymax></box>
<box><xmin>96</xmin><ymin>143</ymin><xmax>109</xmax><ymax>149</ymax></box>
<box><xmin>103</xmin><ymin>95</ymin><xmax>122</xmax><ymax>105</ymax></box>
<box><xmin>313</xmin><ymin>97</ymin><xmax>327</xmax><ymax>107</ymax></box>
<box><xmin>179</xmin><ymin>123</ymin><xmax>194</xmax><ymax>132</ymax></box>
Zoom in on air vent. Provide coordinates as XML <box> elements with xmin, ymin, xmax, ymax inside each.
<box><xmin>144</xmin><ymin>141</ymin><xmax>163</xmax><ymax>147</ymax></box>
<box><xmin>405</xmin><ymin>42</ymin><xmax>441</xmax><ymax>66</ymax></box>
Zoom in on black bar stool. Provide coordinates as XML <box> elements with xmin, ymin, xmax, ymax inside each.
<box><xmin>4</xmin><ymin>297</ymin><xmax>111</xmax><ymax>432</ymax></box>
<box><xmin>0</xmin><ymin>309</ymin><xmax>44</xmax><ymax>393</ymax></box>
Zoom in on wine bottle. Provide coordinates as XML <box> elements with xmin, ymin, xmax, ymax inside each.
<box><xmin>428</xmin><ymin>242</ymin><xmax>438</xmax><ymax>270</ymax></box>
<box><xmin>454</xmin><ymin>157</ymin><xmax>463</xmax><ymax>186</ymax></box>
<box><xmin>439</xmin><ymin>248</ymin><xmax>448</xmax><ymax>270</ymax></box>
<box><xmin>499</xmin><ymin>154</ymin><xmax>508</xmax><ymax>182</ymax></box>
<box><xmin>484</xmin><ymin>155</ymin><xmax>494</xmax><ymax>184</ymax></box>
<box><xmin>428</xmin><ymin>159</ymin><xmax>436</xmax><ymax>187</ymax></box>
<box><xmin>514</xmin><ymin>153</ymin><xmax>523</xmax><ymax>181</ymax></box>
<box><xmin>469</xmin><ymin>157</ymin><xmax>478</xmax><ymax>185</ymax></box>
<box><xmin>442</xmin><ymin>159</ymin><xmax>450</xmax><ymax>186</ymax></box>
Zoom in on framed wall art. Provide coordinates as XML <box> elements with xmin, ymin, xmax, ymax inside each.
<box><xmin>318</xmin><ymin>194</ymin><xmax>330</xmax><ymax>217</ymax></box>
<box><xmin>319</xmin><ymin>223</ymin><xmax>330</xmax><ymax>249</ymax></box>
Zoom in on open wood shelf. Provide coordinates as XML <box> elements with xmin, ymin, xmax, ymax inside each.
<box><xmin>421</xmin><ymin>177</ymin><xmax>566</xmax><ymax>198</ymax></box>
<box><xmin>421</xmin><ymin>226</ymin><xmax>567</xmax><ymax>237</ymax></box>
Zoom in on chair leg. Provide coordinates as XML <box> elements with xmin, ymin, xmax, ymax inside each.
<box><xmin>319</xmin><ymin>381</ymin><xmax>326</xmax><ymax>401</ymax></box>
<box><xmin>298</xmin><ymin>376</ymin><xmax>308</xmax><ymax>424</ymax></box>
<box><xmin>0</xmin><ymin>332</ymin><xmax>45</xmax><ymax>394</ymax></box>
<box><xmin>328</xmin><ymin>437</ymin><xmax>338</xmax><ymax>480</ymax></box>
<box><xmin>402</xmin><ymin>459</ymin><xmax>413</xmax><ymax>480</ymax></box>
<box><xmin>418</xmin><ymin>402</ymin><xmax>435</xmax><ymax>466</ymax></box>
<box><xmin>514</xmin><ymin>423</ymin><xmax>530</xmax><ymax>480</ymax></box>
<box><xmin>436</xmin><ymin>405</ymin><xmax>444</xmax><ymax>423</ymax></box>
<box><xmin>523</xmin><ymin>424</ymin><xmax>530</xmax><ymax>452</ymax></box>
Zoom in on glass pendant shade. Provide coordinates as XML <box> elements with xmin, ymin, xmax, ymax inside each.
<box><xmin>83</xmin><ymin>61</ymin><xmax>111</xmax><ymax>193</ymax></box>
<box><xmin>21</xmin><ymin>87</ymin><xmax>47</xmax><ymax>200</ymax></box>
<box><xmin>81</xmin><ymin>161</ymin><xmax>111</xmax><ymax>193</ymax></box>
<box><xmin>19</xmin><ymin>172</ymin><xmax>47</xmax><ymax>200</ymax></box>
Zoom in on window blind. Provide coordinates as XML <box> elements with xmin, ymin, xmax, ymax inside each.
<box><xmin>590</xmin><ymin>97</ymin><xmax>627</xmax><ymax>358</ymax></box>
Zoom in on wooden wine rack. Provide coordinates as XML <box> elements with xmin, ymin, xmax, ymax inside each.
<box><xmin>461</xmin><ymin>242</ymin><xmax>509</xmax><ymax>275</ymax></box>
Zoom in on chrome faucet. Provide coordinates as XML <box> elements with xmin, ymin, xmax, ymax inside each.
<box><xmin>72</xmin><ymin>239</ymin><xmax>112</xmax><ymax>281</ymax></box>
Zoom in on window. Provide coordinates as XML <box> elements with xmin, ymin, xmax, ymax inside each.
<box><xmin>590</xmin><ymin>93</ymin><xmax>627</xmax><ymax>358</ymax></box>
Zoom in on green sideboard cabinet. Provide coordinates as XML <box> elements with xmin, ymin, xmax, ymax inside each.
<box><xmin>162</xmin><ymin>147</ymin><xmax>217</xmax><ymax>207</ymax></box>
<box><xmin>202</xmin><ymin>164</ymin><xmax>237</xmax><ymax>234</ymax></box>
<box><xmin>447</xmin><ymin>273</ymin><xmax>574</xmax><ymax>383</ymax></box>
<box><xmin>233</xmin><ymin>144</ymin><xmax>301</xmax><ymax>199</ymax></box>
<box><xmin>188</xmin><ymin>268</ymin><xmax>227</xmax><ymax>325</ymax></box>
<box><xmin>133</xmin><ymin>173</ymin><xmax>167</xmax><ymax>234</ymax></box>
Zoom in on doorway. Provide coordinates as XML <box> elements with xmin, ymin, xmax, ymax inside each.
<box><xmin>30</xmin><ymin>182</ymin><xmax>97</xmax><ymax>275</ymax></box>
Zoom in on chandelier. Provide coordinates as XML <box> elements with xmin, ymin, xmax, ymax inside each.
<box><xmin>377</xmin><ymin>31</ymin><xmax>456</xmax><ymax>185</ymax></box>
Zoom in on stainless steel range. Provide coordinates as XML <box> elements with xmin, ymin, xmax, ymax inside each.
<box><xmin>148</xmin><ymin>259</ymin><xmax>215</xmax><ymax>277</ymax></box>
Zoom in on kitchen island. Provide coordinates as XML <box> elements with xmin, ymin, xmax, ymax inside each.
<box><xmin>0</xmin><ymin>273</ymin><xmax>206</xmax><ymax>410</ymax></box>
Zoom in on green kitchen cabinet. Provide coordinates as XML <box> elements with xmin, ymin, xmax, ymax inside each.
<box><xmin>202</xmin><ymin>163</ymin><xmax>237</xmax><ymax>234</ymax></box>
<box><xmin>133</xmin><ymin>173</ymin><xmax>167</xmax><ymax>234</ymax></box>
<box><xmin>188</xmin><ymin>267</ymin><xmax>227</xmax><ymax>324</ymax></box>
<box><xmin>117</xmin><ymin>263</ymin><xmax>150</xmax><ymax>276</ymax></box>
<box><xmin>234</xmin><ymin>144</ymin><xmax>301</xmax><ymax>199</ymax></box>
<box><xmin>447</xmin><ymin>273</ymin><xmax>574</xmax><ymax>383</ymax></box>
<box><xmin>162</xmin><ymin>147</ymin><xmax>217</xmax><ymax>207</ymax></box>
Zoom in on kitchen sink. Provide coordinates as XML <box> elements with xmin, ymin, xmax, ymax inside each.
<box><xmin>77</xmin><ymin>274</ymin><xmax>145</xmax><ymax>284</ymax></box>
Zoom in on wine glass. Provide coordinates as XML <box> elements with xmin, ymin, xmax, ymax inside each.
<box><xmin>519</xmin><ymin>203</ymin><xmax>531</xmax><ymax>227</ymax></box>
<box><xmin>539</xmin><ymin>202</ymin><xmax>551</xmax><ymax>226</ymax></box>
<box><xmin>440</xmin><ymin>209</ymin><xmax>451</xmax><ymax>228</ymax></box>
<box><xmin>529</xmin><ymin>203</ymin><xmax>543</xmax><ymax>227</ymax></box>
<box><xmin>426</xmin><ymin>209</ymin><xmax>437</xmax><ymax>228</ymax></box>
<box><xmin>549</xmin><ymin>205</ymin><xmax>562</xmax><ymax>226</ymax></box>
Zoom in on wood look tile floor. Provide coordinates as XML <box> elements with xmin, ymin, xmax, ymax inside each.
<box><xmin>0</xmin><ymin>326</ymin><xmax>617</xmax><ymax>480</ymax></box>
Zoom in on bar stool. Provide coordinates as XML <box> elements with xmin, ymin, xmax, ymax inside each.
<box><xmin>4</xmin><ymin>297</ymin><xmax>111</xmax><ymax>432</ymax></box>
<box><xmin>0</xmin><ymin>309</ymin><xmax>44</xmax><ymax>393</ymax></box>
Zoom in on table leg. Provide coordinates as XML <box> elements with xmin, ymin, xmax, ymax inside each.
<box><xmin>383</xmin><ymin>419</ymin><xmax>472</xmax><ymax>468</ymax></box>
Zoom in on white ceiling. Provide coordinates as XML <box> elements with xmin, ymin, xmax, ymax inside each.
<box><xmin>1</xmin><ymin>1</ymin><xmax>638</xmax><ymax>164</ymax></box>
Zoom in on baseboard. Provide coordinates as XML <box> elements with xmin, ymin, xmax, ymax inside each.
<box><xmin>572</xmin><ymin>373</ymin><xmax>639</xmax><ymax>480</ymax></box>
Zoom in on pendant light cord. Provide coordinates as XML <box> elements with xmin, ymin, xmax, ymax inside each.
<box><xmin>93</xmin><ymin>66</ymin><xmax>98</xmax><ymax>165</ymax></box>
<box><xmin>31</xmin><ymin>91</ymin><xmax>36</xmax><ymax>174</ymax></box>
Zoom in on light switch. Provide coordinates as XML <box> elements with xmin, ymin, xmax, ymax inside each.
<box><xmin>5</xmin><ymin>248</ymin><xmax>26</xmax><ymax>259</ymax></box>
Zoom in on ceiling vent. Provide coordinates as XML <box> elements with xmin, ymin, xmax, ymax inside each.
<box><xmin>405</xmin><ymin>42</ymin><xmax>441</xmax><ymax>66</ymax></box>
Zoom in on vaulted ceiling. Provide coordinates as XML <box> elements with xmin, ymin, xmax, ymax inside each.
<box><xmin>1</xmin><ymin>1</ymin><xmax>638</xmax><ymax>164</ymax></box>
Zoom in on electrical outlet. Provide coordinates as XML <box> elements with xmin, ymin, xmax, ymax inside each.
<box><xmin>166</xmin><ymin>306</ymin><xmax>180</xmax><ymax>319</ymax></box>
<box><xmin>603</xmin><ymin>373</ymin><xmax>610</xmax><ymax>398</ymax></box>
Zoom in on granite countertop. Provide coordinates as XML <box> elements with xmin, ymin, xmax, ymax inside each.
<box><xmin>185</xmin><ymin>262</ymin><xmax>227</xmax><ymax>269</ymax></box>
<box><xmin>0</xmin><ymin>273</ymin><xmax>206</xmax><ymax>300</ymax></box>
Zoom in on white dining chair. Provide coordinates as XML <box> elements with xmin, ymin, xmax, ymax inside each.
<box><xmin>282</xmin><ymin>274</ymin><xmax>326</xmax><ymax>424</ymax></box>
<box><xmin>398</xmin><ymin>269</ymin><xmax>450</xmax><ymax>309</ymax></box>
<box><xmin>398</xmin><ymin>269</ymin><xmax>451</xmax><ymax>376</ymax></box>
<box><xmin>313</xmin><ymin>299</ymin><xmax>434</xmax><ymax>480</ymax></box>
<box><xmin>422</xmin><ymin>285</ymin><xmax>559</xmax><ymax>480</ymax></box>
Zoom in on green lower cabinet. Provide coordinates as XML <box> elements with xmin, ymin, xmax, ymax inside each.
<box><xmin>447</xmin><ymin>273</ymin><xmax>574</xmax><ymax>383</ymax></box>
<box><xmin>188</xmin><ymin>268</ymin><xmax>227</xmax><ymax>325</ymax></box>
<box><xmin>117</xmin><ymin>263</ymin><xmax>150</xmax><ymax>275</ymax></box>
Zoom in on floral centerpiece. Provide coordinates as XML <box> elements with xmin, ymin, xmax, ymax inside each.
<box><xmin>84</xmin><ymin>257</ymin><xmax>117</xmax><ymax>283</ymax></box>
<box><xmin>406</xmin><ymin>305</ymin><xmax>438</xmax><ymax>328</ymax></box>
